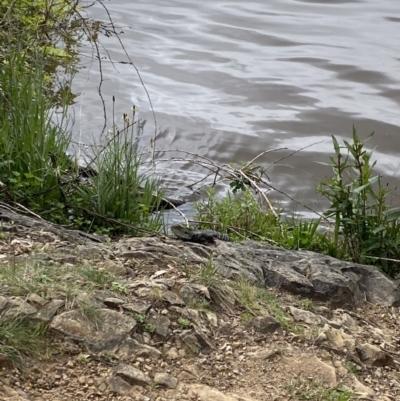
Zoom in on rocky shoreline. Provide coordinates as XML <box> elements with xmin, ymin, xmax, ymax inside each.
<box><xmin>0</xmin><ymin>205</ymin><xmax>399</xmax><ymax>400</ymax></box>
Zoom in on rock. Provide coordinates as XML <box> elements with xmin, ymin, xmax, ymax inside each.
<box><xmin>213</xmin><ymin>242</ymin><xmax>265</xmax><ymax>284</ymax></box>
<box><xmin>49</xmin><ymin>308</ymin><xmax>136</xmax><ymax>352</ymax></box>
<box><xmin>288</xmin><ymin>306</ymin><xmax>328</xmax><ymax>326</ymax></box>
<box><xmin>166</xmin><ymin>347</ymin><xmax>180</xmax><ymax>360</ymax></box>
<box><xmin>315</xmin><ymin>324</ymin><xmax>356</xmax><ymax>353</ymax></box>
<box><xmin>112</xmin><ymin>363</ymin><xmax>151</xmax><ymax>386</ymax></box>
<box><xmin>154</xmin><ymin>373</ymin><xmax>178</xmax><ymax>389</ymax></box>
<box><xmin>249</xmin><ymin>315</ymin><xmax>281</xmax><ymax>334</ymax></box>
<box><xmin>147</xmin><ymin>313</ymin><xmax>171</xmax><ymax>337</ymax></box>
<box><xmin>181</xmin><ymin>324</ymin><xmax>215</xmax><ymax>355</ymax></box>
<box><xmin>356</xmin><ymin>343</ymin><xmax>395</xmax><ymax>367</ymax></box>
<box><xmin>313</xmin><ymin>306</ymin><xmax>333</xmax><ymax>319</ymax></box>
<box><xmin>349</xmin><ymin>376</ymin><xmax>376</xmax><ymax>398</ymax></box>
<box><xmin>0</xmin><ymin>296</ymin><xmax>37</xmax><ymax>319</ymax></box>
<box><xmin>122</xmin><ymin>302</ymin><xmax>151</xmax><ymax>315</ymax></box>
<box><xmin>103</xmin><ymin>297</ymin><xmax>125</xmax><ymax>308</ymax></box>
<box><xmin>211</xmin><ymin>241</ymin><xmax>400</xmax><ymax>308</ymax></box>
<box><xmin>117</xmin><ymin>338</ymin><xmax>161</xmax><ymax>360</ymax></box>
<box><xmin>35</xmin><ymin>299</ymin><xmax>65</xmax><ymax>323</ymax></box>
<box><xmin>175</xmin><ymin>283</ymin><xmax>210</xmax><ymax>305</ymax></box>
<box><xmin>161</xmin><ymin>290</ymin><xmax>185</xmax><ymax>306</ymax></box>
<box><xmin>336</xmin><ymin>312</ymin><xmax>361</xmax><ymax>333</ymax></box>
<box><xmin>27</xmin><ymin>293</ymin><xmax>47</xmax><ymax>307</ymax></box>
<box><xmin>279</xmin><ymin>354</ymin><xmax>337</xmax><ymax>386</ymax></box>
<box><xmin>246</xmin><ymin>348</ymin><xmax>282</xmax><ymax>360</ymax></box>
<box><xmin>0</xmin><ymin>385</ymin><xmax>30</xmax><ymax>401</ymax></box>
<box><xmin>185</xmin><ymin>383</ymin><xmax>258</xmax><ymax>401</ymax></box>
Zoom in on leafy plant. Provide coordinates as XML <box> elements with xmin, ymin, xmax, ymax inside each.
<box><xmin>110</xmin><ymin>282</ymin><xmax>128</xmax><ymax>295</ymax></box>
<box><xmin>178</xmin><ymin>317</ymin><xmax>191</xmax><ymax>329</ymax></box>
<box><xmin>195</xmin><ymin>188</ymin><xmax>280</xmax><ymax>240</ymax></box>
<box><xmin>317</xmin><ymin>128</ymin><xmax>400</xmax><ymax>276</ymax></box>
<box><xmin>287</xmin><ymin>380</ymin><xmax>353</xmax><ymax>401</ymax></box>
<box><xmin>132</xmin><ymin>314</ymin><xmax>156</xmax><ymax>333</ymax></box>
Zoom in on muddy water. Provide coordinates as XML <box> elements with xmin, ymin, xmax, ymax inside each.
<box><xmin>74</xmin><ymin>0</ymin><xmax>400</xmax><ymax>222</ymax></box>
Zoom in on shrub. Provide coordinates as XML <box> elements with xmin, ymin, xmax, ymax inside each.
<box><xmin>317</xmin><ymin>128</ymin><xmax>400</xmax><ymax>276</ymax></box>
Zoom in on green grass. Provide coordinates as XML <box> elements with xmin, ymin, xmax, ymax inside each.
<box><xmin>287</xmin><ymin>380</ymin><xmax>354</xmax><ymax>401</ymax></box>
<box><xmin>0</xmin><ymin>317</ymin><xmax>52</xmax><ymax>367</ymax></box>
<box><xmin>194</xmin><ymin>129</ymin><xmax>400</xmax><ymax>278</ymax></box>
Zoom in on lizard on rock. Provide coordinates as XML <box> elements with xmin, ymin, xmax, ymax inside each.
<box><xmin>170</xmin><ymin>224</ymin><xmax>231</xmax><ymax>244</ymax></box>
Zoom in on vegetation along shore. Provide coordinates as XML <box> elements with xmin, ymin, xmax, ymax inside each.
<box><xmin>1</xmin><ymin>1</ymin><xmax>399</xmax><ymax>400</ymax></box>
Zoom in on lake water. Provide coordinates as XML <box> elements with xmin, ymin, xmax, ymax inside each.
<box><xmin>73</xmin><ymin>0</ymin><xmax>400</xmax><ymax>223</ymax></box>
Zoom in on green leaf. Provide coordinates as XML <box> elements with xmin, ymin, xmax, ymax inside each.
<box><xmin>386</xmin><ymin>209</ymin><xmax>400</xmax><ymax>222</ymax></box>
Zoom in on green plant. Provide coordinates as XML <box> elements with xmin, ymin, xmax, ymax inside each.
<box><xmin>257</xmin><ymin>289</ymin><xmax>295</xmax><ymax>333</ymax></box>
<box><xmin>79</xmin><ymin>302</ymin><xmax>100</xmax><ymax>325</ymax></box>
<box><xmin>0</xmin><ymin>316</ymin><xmax>52</xmax><ymax>367</ymax></box>
<box><xmin>0</xmin><ymin>51</ymin><xmax>72</xmax><ymax>211</ymax></box>
<box><xmin>194</xmin><ymin>255</ymin><xmax>237</xmax><ymax>312</ymax></box>
<box><xmin>110</xmin><ymin>282</ymin><xmax>128</xmax><ymax>295</ymax></box>
<box><xmin>195</xmin><ymin>188</ymin><xmax>279</xmax><ymax>240</ymax></box>
<box><xmin>132</xmin><ymin>314</ymin><xmax>156</xmax><ymax>333</ymax></box>
<box><xmin>299</xmin><ymin>298</ymin><xmax>314</xmax><ymax>311</ymax></box>
<box><xmin>178</xmin><ymin>317</ymin><xmax>191</xmax><ymax>329</ymax></box>
<box><xmin>233</xmin><ymin>279</ymin><xmax>262</xmax><ymax>315</ymax></box>
<box><xmin>187</xmin><ymin>298</ymin><xmax>211</xmax><ymax>312</ymax></box>
<box><xmin>343</xmin><ymin>359</ymin><xmax>358</xmax><ymax>377</ymax></box>
<box><xmin>317</xmin><ymin>128</ymin><xmax>400</xmax><ymax>276</ymax></box>
<box><xmin>73</xmin><ymin>100</ymin><xmax>165</xmax><ymax>234</ymax></box>
<box><xmin>78</xmin><ymin>267</ymin><xmax>114</xmax><ymax>287</ymax></box>
<box><xmin>287</xmin><ymin>380</ymin><xmax>353</xmax><ymax>401</ymax></box>
<box><xmin>195</xmin><ymin>189</ymin><xmax>329</xmax><ymax>253</ymax></box>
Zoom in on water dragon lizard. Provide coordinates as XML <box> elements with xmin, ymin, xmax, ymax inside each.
<box><xmin>170</xmin><ymin>224</ymin><xmax>231</xmax><ymax>244</ymax></box>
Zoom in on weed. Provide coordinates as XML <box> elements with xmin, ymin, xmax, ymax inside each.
<box><xmin>240</xmin><ymin>311</ymin><xmax>254</xmax><ymax>322</ymax></box>
<box><xmin>0</xmin><ymin>316</ymin><xmax>52</xmax><ymax>367</ymax></box>
<box><xmin>178</xmin><ymin>317</ymin><xmax>191</xmax><ymax>329</ymax></box>
<box><xmin>233</xmin><ymin>279</ymin><xmax>262</xmax><ymax>314</ymax></box>
<box><xmin>299</xmin><ymin>298</ymin><xmax>315</xmax><ymax>311</ymax></box>
<box><xmin>79</xmin><ymin>302</ymin><xmax>100</xmax><ymax>326</ymax></box>
<box><xmin>78</xmin><ymin>267</ymin><xmax>114</xmax><ymax>287</ymax></box>
<box><xmin>110</xmin><ymin>282</ymin><xmax>128</xmax><ymax>295</ymax></box>
<box><xmin>194</xmin><ymin>255</ymin><xmax>238</xmax><ymax>312</ymax></box>
<box><xmin>195</xmin><ymin>188</ymin><xmax>279</xmax><ymax>241</ymax></box>
<box><xmin>317</xmin><ymin>128</ymin><xmax>400</xmax><ymax>277</ymax></box>
<box><xmin>187</xmin><ymin>298</ymin><xmax>211</xmax><ymax>312</ymax></box>
<box><xmin>257</xmin><ymin>289</ymin><xmax>295</xmax><ymax>333</ymax></box>
<box><xmin>287</xmin><ymin>380</ymin><xmax>353</xmax><ymax>401</ymax></box>
<box><xmin>343</xmin><ymin>359</ymin><xmax>359</xmax><ymax>377</ymax></box>
<box><xmin>77</xmin><ymin>354</ymin><xmax>91</xmax><ymax>365</ymax></box>
<box><xmin>132</xmin><ymin>313</ymin><xmax>156</xmax><ymax>334</ymax></box>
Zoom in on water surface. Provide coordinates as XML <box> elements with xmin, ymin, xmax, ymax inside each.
<box><xmin>74</xmin><ymin>0</ymin><xmax>400</xmax><ymax>220</ymax></box>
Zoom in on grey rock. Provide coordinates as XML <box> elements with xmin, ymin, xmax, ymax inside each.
<box><xmin>288</xmin><ymin>306</ymin><xmax>328</xmax><ymax>327</ymax></box>
<box><xmin>161</xmin><ymin>290</ymin><xmax>185</xmax><ymax>306</ymax></box>
<box><xmin>250</xmin><ymin>315</ymin><xmax>281</xmax><ymax>334</ymax></box>
<box><xmin>181</xmin><ymin>324</ymin><xmax>215</xmax><ymax>354</ymax></box>
<box><xmin>210</xmin><ymin>241</ymin><xmax>400</xmax><ymax>308</ymax></box>
<box><xmin>122</xmin><ymin>302</ymin><xmax>151</xmax><ymax>315</ymax></box>
<box><xmin>103</xmin><ymin>297</ymin><xmax>125</xmax><ymax>308</ymax></box>
<box><xmin>112</xmin><ymin>363</ymin><xmax>151</xmax><ymax>386</ymax></box>
<box><xmin>117</xmin><ymin>338</ymin><xmax>161</xmax><ymax>360</ymax></box>
<box><xmin>154</xmin><ymin>372</ymin><xmax>178</xmax><ymax>389</ymax></box>
<box><xmin>35</xmin><ymin>299</ymin><xmax>65</xmax><ymax>323</ymax></box>
<box><xmin>148</xmin><ymin>313</ymin><xmax>171</xmax><ymax>337</ymax></box>
<box><xmin>27</xmin><ymin>293</ymin><xmax>47</xmax><ymax>308</ymax></box>
<box><xmin>175</xmin><ymin>283</ymin><xmax>210</xmax><ymax>305</ymax></box>
<box><xmin>356</xmin><ymin>343</ymin><xmax>395</xmax><ymax>367</ymax></box>
<box><xmin>0</xmin><ymin>296</ymin><xmax>37</xmax><ymax>319</ymax></box>
<box><xmin>49</xmin><ymin>308</ymin><xmax>136</xmax><ymax>352</ymax></box>
<box><xmin>313</xmin><ymin>306</ymin><xmax>333</xmax><ymax>319</ymax></box>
